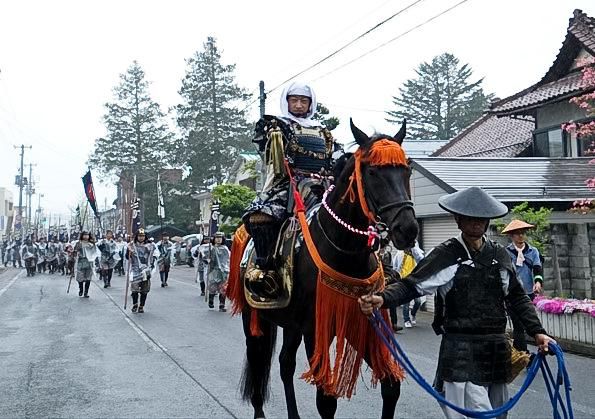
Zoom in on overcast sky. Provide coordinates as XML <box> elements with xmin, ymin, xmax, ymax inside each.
<box><xmin>1</xmin><ymin>0</ymin><xmax>593</xmax><ymax>222</ymax></box>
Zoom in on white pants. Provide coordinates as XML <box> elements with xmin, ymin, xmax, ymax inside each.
<box><xmin>441</xmin><ymin>381</ymin><xmax>509</xmax><ymax>419</ymax></box>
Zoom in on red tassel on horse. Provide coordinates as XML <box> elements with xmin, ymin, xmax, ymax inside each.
<box><xmin>227</xmin><ymin>225</ymin><xmax>251</xmax><ymax>315</ymax></box>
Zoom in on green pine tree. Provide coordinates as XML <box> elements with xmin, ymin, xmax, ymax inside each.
<box><xmin>386</xmin><ymin>53</ymin><xmax>493</xmax><ymax>141</ymax></box>
<box><xmin>176</xmin><ymin>36</ymin><xmax>253</xmax><ymax>190</ymax></box>
<box><xmin>89</xmin><ymin>61</ymin><xmax>175</xmax><ymax>177</ymax></box>
<box><xmin>313</xmin><ymin>102</ymin><xmax>340</xmax><ymax>131</ymax></box>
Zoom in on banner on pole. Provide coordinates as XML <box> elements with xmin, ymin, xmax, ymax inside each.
<box><xmin>157</xmin><ymin>173</ymin><xmax>165</xmax><ymax>220</ymax></box>
<box><xmin>82</xmin><ymin>170</ymin><xmax>99</xmax><ymax>218</ymax></box>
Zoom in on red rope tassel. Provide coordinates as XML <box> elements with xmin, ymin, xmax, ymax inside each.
<box><xmin>227</xmin><ymin>225</ymin><xmax>250</xmax><ymax>315</ymax></box>
<box><xmin>250</xmin><ymin>309</ymin><xmax>263</xmax><ymax>337</ymax></box>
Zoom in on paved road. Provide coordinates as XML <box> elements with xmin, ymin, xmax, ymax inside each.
<box><xmin>0</xmin><ymin>266</ymin><xmax>593</xmax><ymax>418</ymax></box>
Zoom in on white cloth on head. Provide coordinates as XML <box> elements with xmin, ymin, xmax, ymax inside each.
<box><xmin>279</xmin><ymin>81</ymin><xmax>321</xmax><ymax>127</ymax></box>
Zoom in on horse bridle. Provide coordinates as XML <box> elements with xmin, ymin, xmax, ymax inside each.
<box><xmin>321</xmin><ymin>149</ymin><xmax>413</xmax><ymax>249</ymax></box>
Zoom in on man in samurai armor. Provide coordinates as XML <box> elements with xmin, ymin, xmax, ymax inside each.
<box><xmin>98</xmin><ymin>230</ymin><xmax>117</xmax><ymax>288</ymax></box>
<box><xmin>36</xmin><ymin>237</ymin><xmax>47</xmax><ymax>273</ymax></box>
<box><xmin>242</xmin><ymin>81</ymin><xmax>339</xmax><ymax>299</ymax></box>
<box><xmin>157</xmin><ymin>232</ymin><xmax>174</xmax><ymax>287</ymax></box>
<box><xmin>0</xmin><ymin>240</ymin><xmax>7</xmax><ymax>266</ymax></box>
<box><xmin>65</xmin><ymin>242</ymin><xmax>75</xmax><ymax>276</ymax></box>
<box><xmin>206</xmin><ymin>232</ymin><xmax>230</xmax><ymax>312</ymax></box>
<box><xmin>359</xmin><ymin>187</ymin><xmax>555</xmax><ymax>419</ymax></box>
<box><xmin>126</xmin><ymin>229</ymin><xmax>155</xmax><ymax>313</ymax></box>
<box><xmin>114</xmin><ymin>234</ymin><xmax>126</xmax><ymax>276</ymax></box>
<box><xmin>192</xmin><ymin>235</ymin><xmax>211</xmax><ymax>296</ymax></box>
<box><xmin>21</xmin><ymin>238</ymin><xmax>38</xmax><ymax>277</ymax></box>
<box><xmin>74</xmin><ymin>231</ymin><xmax>98</xmax><ymax>298</ymax></box>
<box><xmin>57</xmin><ymin>238</ymin><xmax>67</xmax><ymax>275</ymax></box>
<box><xmin>46</xmin><ymin>237</ymin><xmax>60</xmax><ymax>274</ymax></box>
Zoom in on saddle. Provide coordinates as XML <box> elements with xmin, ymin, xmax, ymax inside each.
<box><xmin>240</xmin><ymin>206</ymin><xmax>320</xmax><ymax>310</ymax></box>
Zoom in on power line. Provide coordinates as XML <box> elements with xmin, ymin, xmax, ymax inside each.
<box><xmin>312</xmin><ymin>0</ymin><xmax>472</xmax><ymax>82</ymax></box>
<box><xmin>265</xmin><ymin>0</ymin><xmax>396</xmax><ymax>83</ymax></box>
<box><xmin>267</xmin><ymin>0</ymin><xmax>426</xmax><ymax>94</ymax></box>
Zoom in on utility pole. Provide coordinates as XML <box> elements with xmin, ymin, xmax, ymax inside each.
<box><xmin>259</xmin><ymin>80</ymin><xmax>266</xmax><ymax>118</ymax></box>
<box><xmin>13</xmin><ymin>145</ymin><xmax>32</xmax><ymax>238</ymax></box>
<box><xmin>26</xmin><ymin>163</ymin><xmax>36</xmax><ymax>233</ymax></box>
<box><xmin>258</xmin><ymin>81</ymin><xmax>267</xmax><ymax>191</ymax></box>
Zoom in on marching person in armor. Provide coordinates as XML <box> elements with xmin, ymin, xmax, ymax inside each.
<box><xmin>98</xmin><ymin>230</ymin><xmax>117</xmax><ymax>288</ymax></box>
<box><xmin>242</xmin><ymin>81</ymin><xmax>338</xmax><ymax>299</ymax></box>
<box><xmin>126</xmin><ymin>229</ymin><xmax>155</xmax><ymax>313</ymax></box>
<box><xmin>21</xmin><ymin>238</ymin><xmax>38</xmax><ymax>277</ymax></box>
<box><xmin>12</xmin><ymin>239</ymin><xmax>22</xmax><ymax>268</ymax></box>
<box><xmin>359</xmin><ymin>187</ymin><xmax>555</xmax><ymax>419</ymax></box>
<box><xmin>46</xmin><ymin>237</ymin><xmax>59</xmax><ymax>274</ymax></box>
<box><xmin>157</xmin><ymin>232</ymin><xmax>174</xmax><ymax>287</ymax></box>
<box><xmin>193</xmin><ymin>236</ymin><xmax>211</xmax><ymax>296</ymax></box>
<box><xmin>57</xmin><ymin>238</ymin><xmax>67</xmax><ymax>275</ymax></box>
<box><xmin>73</xmin><ymin>231</ymin><xmax>98</xmax><ymax>298</ymax></box>
<box><xmin>36</xmin><ymin>237</ymin><xmax>47</xmax><ymax>273</ymax></box>
<box><xmin>206</xmin><ymin>232</ymin><xmax>230</xmax><ymax>312</ymax></box>
<box><xmin>114</xmin><ymin>234</ymin><xmax>126</xmax><ymax>276</ymax></box>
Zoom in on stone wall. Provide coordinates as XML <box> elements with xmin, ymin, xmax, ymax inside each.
<box><xmin>543</xmin><ymin>223</ymin><xmax>594</xmax><ymax>299</ymax></box>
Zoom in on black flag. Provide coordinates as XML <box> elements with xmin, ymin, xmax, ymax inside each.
<box><xmin>130</xmin><ymin>199</ymin><xmax>141</xmax><ymax>235</ymax></box>
<box><xmin>82</xmin><ymin>171</ymin><xmax>99</xmax><ymax>218</ymax></box>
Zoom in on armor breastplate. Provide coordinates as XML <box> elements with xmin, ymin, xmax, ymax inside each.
<box><xmin>287</xmin><ymin>125</ymin><xmax>332</xmax><ymax>173</ymax></box>
<box><xmin>443</xmin><ymin>247</ymin><xmax>507</xmax><ymax>334</ymax></box>
<box><xmin>437</xmin><ymin>241</ymin><xmax>512</xmax><ymax>385</ymax></box>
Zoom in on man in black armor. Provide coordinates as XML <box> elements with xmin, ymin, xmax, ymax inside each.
<box><xmin>242</xmin><ymin>81</ymin><xmax>338</xmax><ymax>299</ymax></box>
<box><xmin>359</xmin><ymin>187</ymin><xmax>555</xmax><ymax>418</ymax></box>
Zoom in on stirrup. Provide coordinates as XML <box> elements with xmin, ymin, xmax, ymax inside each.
<box><xmin>246</xmin><ymin>267</ymin><xmax>281</xmax><ymax>299</ymax></box>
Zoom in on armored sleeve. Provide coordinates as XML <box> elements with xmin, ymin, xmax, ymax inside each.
<box><xmin>380</xmin><ymin>240</ymin><xmax>461</xmax><ymax>307</ymax></box>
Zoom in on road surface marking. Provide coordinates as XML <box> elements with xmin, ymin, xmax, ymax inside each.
<box><xmin>0</xmin><ymin>271</ymin><xmax>24</xmax><ymax>298</ymax></box>
<box><xmin>95</xmin><ymin>282</ymin><xmax>168</xmax><ymax>352</ymax></box>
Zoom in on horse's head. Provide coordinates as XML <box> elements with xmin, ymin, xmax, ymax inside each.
<box><xmin>334</xmin><ymin>119</ymin><xmax>418</xmax><ymax>250</ymax></box>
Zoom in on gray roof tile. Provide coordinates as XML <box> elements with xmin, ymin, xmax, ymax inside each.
<box><xmin>432</xmin><ymin>115</ymin><xmax>534</xmax><ymax>157</ymax></box>
<box><xmin>412</xmin><ymin>157</ymin><xmax>593</xmax><ymax>202</ymax></box>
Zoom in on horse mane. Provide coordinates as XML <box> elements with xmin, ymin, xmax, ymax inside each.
<box><xmin>360</xmin><ymin>136</ymin><xmax>408</xmax><ymax>167</ymax></box>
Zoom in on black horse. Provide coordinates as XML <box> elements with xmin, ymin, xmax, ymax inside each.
<box><xmin>239</xmin><ymin>120</ymin><xmax>419</xmax><ymax>419</ymax></box>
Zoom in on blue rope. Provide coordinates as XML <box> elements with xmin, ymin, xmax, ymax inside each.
<box><xmin>369</xmin><ymin>310</ymin><xmax>574</xmax><ymax>419</ymax></box>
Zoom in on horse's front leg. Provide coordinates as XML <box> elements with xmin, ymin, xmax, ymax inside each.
<box><xmin>279</xmin><ymin>328</ymin><xmax>303</xmax><ymax>419</ymax></box>
<box><xmin>303</xmin><ymin>332</ymin><xmax>338</xmax><ymax>419</ymax></box>
<box><xmin>363</xmin><ymin>352</ymin><xmax>401</xmax><ymax>419</ymax></box>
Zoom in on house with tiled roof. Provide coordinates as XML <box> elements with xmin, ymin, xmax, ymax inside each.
<box><xmin>434</xmin><ymin>9</ymin><xmax>595</xmax><ymax>159</ymax></box>
<box><xmin>413</xmin><ymin>9</ymin><xmax>595</xmax><ymax>302</ymax></box>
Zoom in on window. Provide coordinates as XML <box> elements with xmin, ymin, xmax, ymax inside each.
<box><xmin>533</xmin><ymin>128</ymin><xmax>569</xmax><ymax>157</ymax></box>
<box><xmin>578</xmin><ymin>134</ymin><xmax>595</xmax><ymax>157</ymax></box>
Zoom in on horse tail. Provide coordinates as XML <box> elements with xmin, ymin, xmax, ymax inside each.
<box><xmin>240</xmin><ymin>310</ymin><xmax>278</xmax><ymax>404</ymax></box>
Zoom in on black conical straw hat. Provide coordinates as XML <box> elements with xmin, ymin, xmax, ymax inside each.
<box><xmin>438</xmin><ymin>187</ymin><xmax>508</xmax><ymax>219</ymax></box>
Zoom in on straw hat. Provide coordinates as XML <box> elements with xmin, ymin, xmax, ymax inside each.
<box><xmin>501</xmin><ymin>219</ymin><xmax>535</xmax><ymax>234</ymax></box>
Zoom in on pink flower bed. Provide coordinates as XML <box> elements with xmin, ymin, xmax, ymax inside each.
<box><xmin>533</xmin><ymin>295</ymin><xmax>595</xmax><ymax>318</ymax></box>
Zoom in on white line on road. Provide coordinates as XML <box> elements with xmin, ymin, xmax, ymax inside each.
<box><xmin>0</xmin><ymin>270</ymin><xmax>24</xmax><ymax>298</ymax></box>
<box><xmin>95</xmin><ymin>282</ymin><xmax>168</xmax><ymax>353</ymax></box>
<box><xmin>123</xmin><ymin>317</ymin><xmax>162</xmax><ymax>352</ymax></box>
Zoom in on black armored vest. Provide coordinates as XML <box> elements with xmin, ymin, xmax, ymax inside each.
<box><xmin>437</xmin><ymin>239</ymin><xmax>512</xmax><ymax>385</ymax></box>
<box><xmin>443</xmin><ymin>240</ymin><xmax>508</xmax><ymax>335</ymax></box>
<box><xmin>286</xmin><ymin>124</ymin><xmax>333</xmax><ymax>173</ymax></box>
